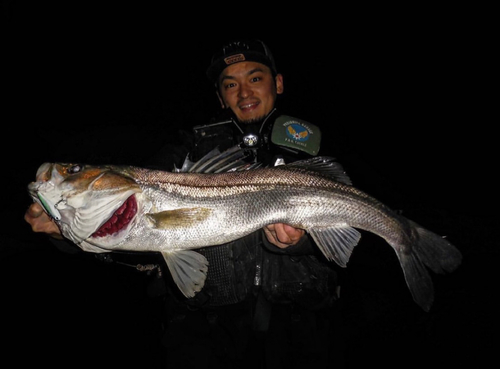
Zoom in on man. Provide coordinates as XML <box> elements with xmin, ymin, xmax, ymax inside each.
<box><xmin>25</xmin><ymin>39</ymin><xmax>343</xmax><ymax>368</ymax></box>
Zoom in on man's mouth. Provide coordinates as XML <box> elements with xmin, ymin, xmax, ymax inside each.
<box><xmin>239</xmin><ymin>101</ymin><xmax>259</xmax><ymax>111</ymax></box>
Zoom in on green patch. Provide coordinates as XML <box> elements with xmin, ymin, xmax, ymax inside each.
<box><xmin>271</xmin><ymin>115</ymin><xmax>321</xmax><ymax>155</ymax></box>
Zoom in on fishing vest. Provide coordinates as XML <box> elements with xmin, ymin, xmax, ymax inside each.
<box><xmin>190</xmin><ymin>109</ymin><xmax>322</xmax><ymax>166</ymax></box>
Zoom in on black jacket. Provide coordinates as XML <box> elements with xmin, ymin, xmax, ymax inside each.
<box><xmin>159</xmin><ymin>109</ymin><xmax>340</xmax><ymax>310</ymax></box>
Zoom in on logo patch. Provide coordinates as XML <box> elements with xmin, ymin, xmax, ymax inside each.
<box><xmin>286</xmin><ymin>124</ymin><xmax>310</xmax><ymax>142</ymax></box>
<box><xmin>224</xmin><ymin>54</ymin><xmax>246</xmax><ymax>65</ymax></box>
<box><xmin>271</xmin><ymin>115</ymin><xmax>321</xmax><ymax>156</ymax></box>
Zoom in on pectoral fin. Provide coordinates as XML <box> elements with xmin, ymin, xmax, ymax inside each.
<box><xmin>161</xmin><ymin>250</ymin><xmax>209</xmax><ymax>298</ymax></box>
<box><xmin>308</xmin><ymin>226</ymin><xmax>361</xmax><ymax>267</ymax></box>
<box><xmin>147</xmin><ymin>207</ymin><xmax>211</xmax><ymax>229</ymax></box>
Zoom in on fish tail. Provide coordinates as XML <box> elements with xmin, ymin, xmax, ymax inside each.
<box><xmin>396</xmin><ymin>219</ymin><xmax>462</xmax><ymax>312</ymax></box>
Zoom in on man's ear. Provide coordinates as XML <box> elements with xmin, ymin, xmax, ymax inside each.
<box><xmin>276</xmin><ymin>74</ymin><xmax>284</xmax><ymax>95</ymax></box>
<box><xmin>216</xmin><ymin>90</ymin><xmax>226</xmax><ymax>109</ymax></box>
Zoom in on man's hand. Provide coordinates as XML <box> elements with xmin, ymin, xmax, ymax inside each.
<box><xmin>24</xmin><ymin>202</ymin><xmax>63</xmax><ymax>239</ymax></box>
<box><xmin>263</xmin><ymin>223</ymin><xmax>305</xmax><ymax>249</ymax></box>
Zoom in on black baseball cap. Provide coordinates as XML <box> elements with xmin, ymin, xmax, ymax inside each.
<box><xmin>206</xmin><ymin>39</ymin><xmax>278</xmax><ymax>84</ymax></box>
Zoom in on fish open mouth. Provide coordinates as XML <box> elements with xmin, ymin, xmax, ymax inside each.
<box><xmin>92</xmin><ymin>195</ymin><xmax>137</xmax><ymax>238</ymax></box>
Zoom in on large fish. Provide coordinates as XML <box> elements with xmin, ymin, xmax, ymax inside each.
<box><xmin>27</xmin><ymin>154</ymin><xmax>462</xmax><ymax>311</ymax></box>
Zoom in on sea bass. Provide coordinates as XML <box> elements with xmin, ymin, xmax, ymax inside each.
<box><xmin>27</xmin><ymin>156</ymin><xmax>462</xmax><ymax>311</ymax></box>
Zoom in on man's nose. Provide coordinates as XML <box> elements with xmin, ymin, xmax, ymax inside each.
<box><xmin>238</xmin><ymin>83</ymin><xmax>252</xmax><ymax>98</ymax></box>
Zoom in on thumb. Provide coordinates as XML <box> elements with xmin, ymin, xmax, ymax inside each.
<box><xmin>28</xmin><ymin>202</ymin><xmax>44</xmax><ymax>217</ymax></box>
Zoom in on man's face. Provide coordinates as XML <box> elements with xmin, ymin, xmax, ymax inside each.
<box><xmin>217</xmin><ymin>61</ymin><xmax>283</xmax><ymax>124</ymax></box>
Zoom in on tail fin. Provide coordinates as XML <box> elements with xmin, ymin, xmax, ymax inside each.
<box><xmin>395</xmin><ymin>219</ymin><xmax>462</xmax><ymax>311</ymax></box>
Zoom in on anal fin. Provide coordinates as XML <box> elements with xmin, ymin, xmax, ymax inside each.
<box><xmin>309</xmin><ymin>225</ymin><xmax>361</xmax><ymax>267</ymax></box>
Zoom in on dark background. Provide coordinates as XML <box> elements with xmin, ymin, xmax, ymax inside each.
<box><xmin>2</xmin><ymin>2</ymin><xmax>496</xmax><ymax>368</ymax></box>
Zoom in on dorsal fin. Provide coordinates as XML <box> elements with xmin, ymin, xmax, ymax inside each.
<box><xmin>177</xmin><ymin>147</ymin><xmax>351</xmax><ymax>187</ymax></box>
<box><xmin>176</xmin><ymin>146</ymin><xmax>222</xmax><ymax>173</ymax></box>
<box><xmin>286</xmin><ymin>156</ymin><xmax>352</xmax><ymax>185</ymax></box>
<box><xmin>177</xmin><ymin>145</ymin><xmax>257</xmax><ymax>174</ymax></box>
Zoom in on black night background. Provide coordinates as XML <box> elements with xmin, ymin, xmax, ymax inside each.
<box><xmin>2</xmin><ymin>2</ymin><xmax>496</xmax><ymax>368</ymax></box>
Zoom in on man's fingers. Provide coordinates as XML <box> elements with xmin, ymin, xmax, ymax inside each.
<box><xmin>274</xmin><ymin>223</ymin><xmax>292</xmax><ymax>244</ymax></box>
<box><xmin>27</xmin><ymin>202</ymin><xmax>43</xmax><ymax>218</ymax></box>
<box><xmin>276</xmin><ymin>223</ymin><xmax>304</xmax><ymax>244</ymax></box>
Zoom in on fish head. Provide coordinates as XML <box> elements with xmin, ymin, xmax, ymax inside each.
<box><xmin>28</xmin><ymin>162</ymin><xmax>143</xmax><ymax>248</ymax></box>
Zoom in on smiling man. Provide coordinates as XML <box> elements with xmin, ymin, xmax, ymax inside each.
<box><xmin>216</xmin><ymin>60</ymin><xmax>283</xmax><ymax>123</ymax></box>
<box><xmin>158</xmin><ymin>39</ymin><xmax>342</xmax><ymax>367</ymax></box>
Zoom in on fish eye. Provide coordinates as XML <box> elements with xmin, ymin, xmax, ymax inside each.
<box><xmin>68</xmin><ymin>164</ymin><xmax>83</xmax><ymax>174</ymax></box>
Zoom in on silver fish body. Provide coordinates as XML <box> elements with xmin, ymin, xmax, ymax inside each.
<box><xmin>27</xmin><ymin>157</ymin><xmax>462</xmax><ymax>311</ymax></box>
